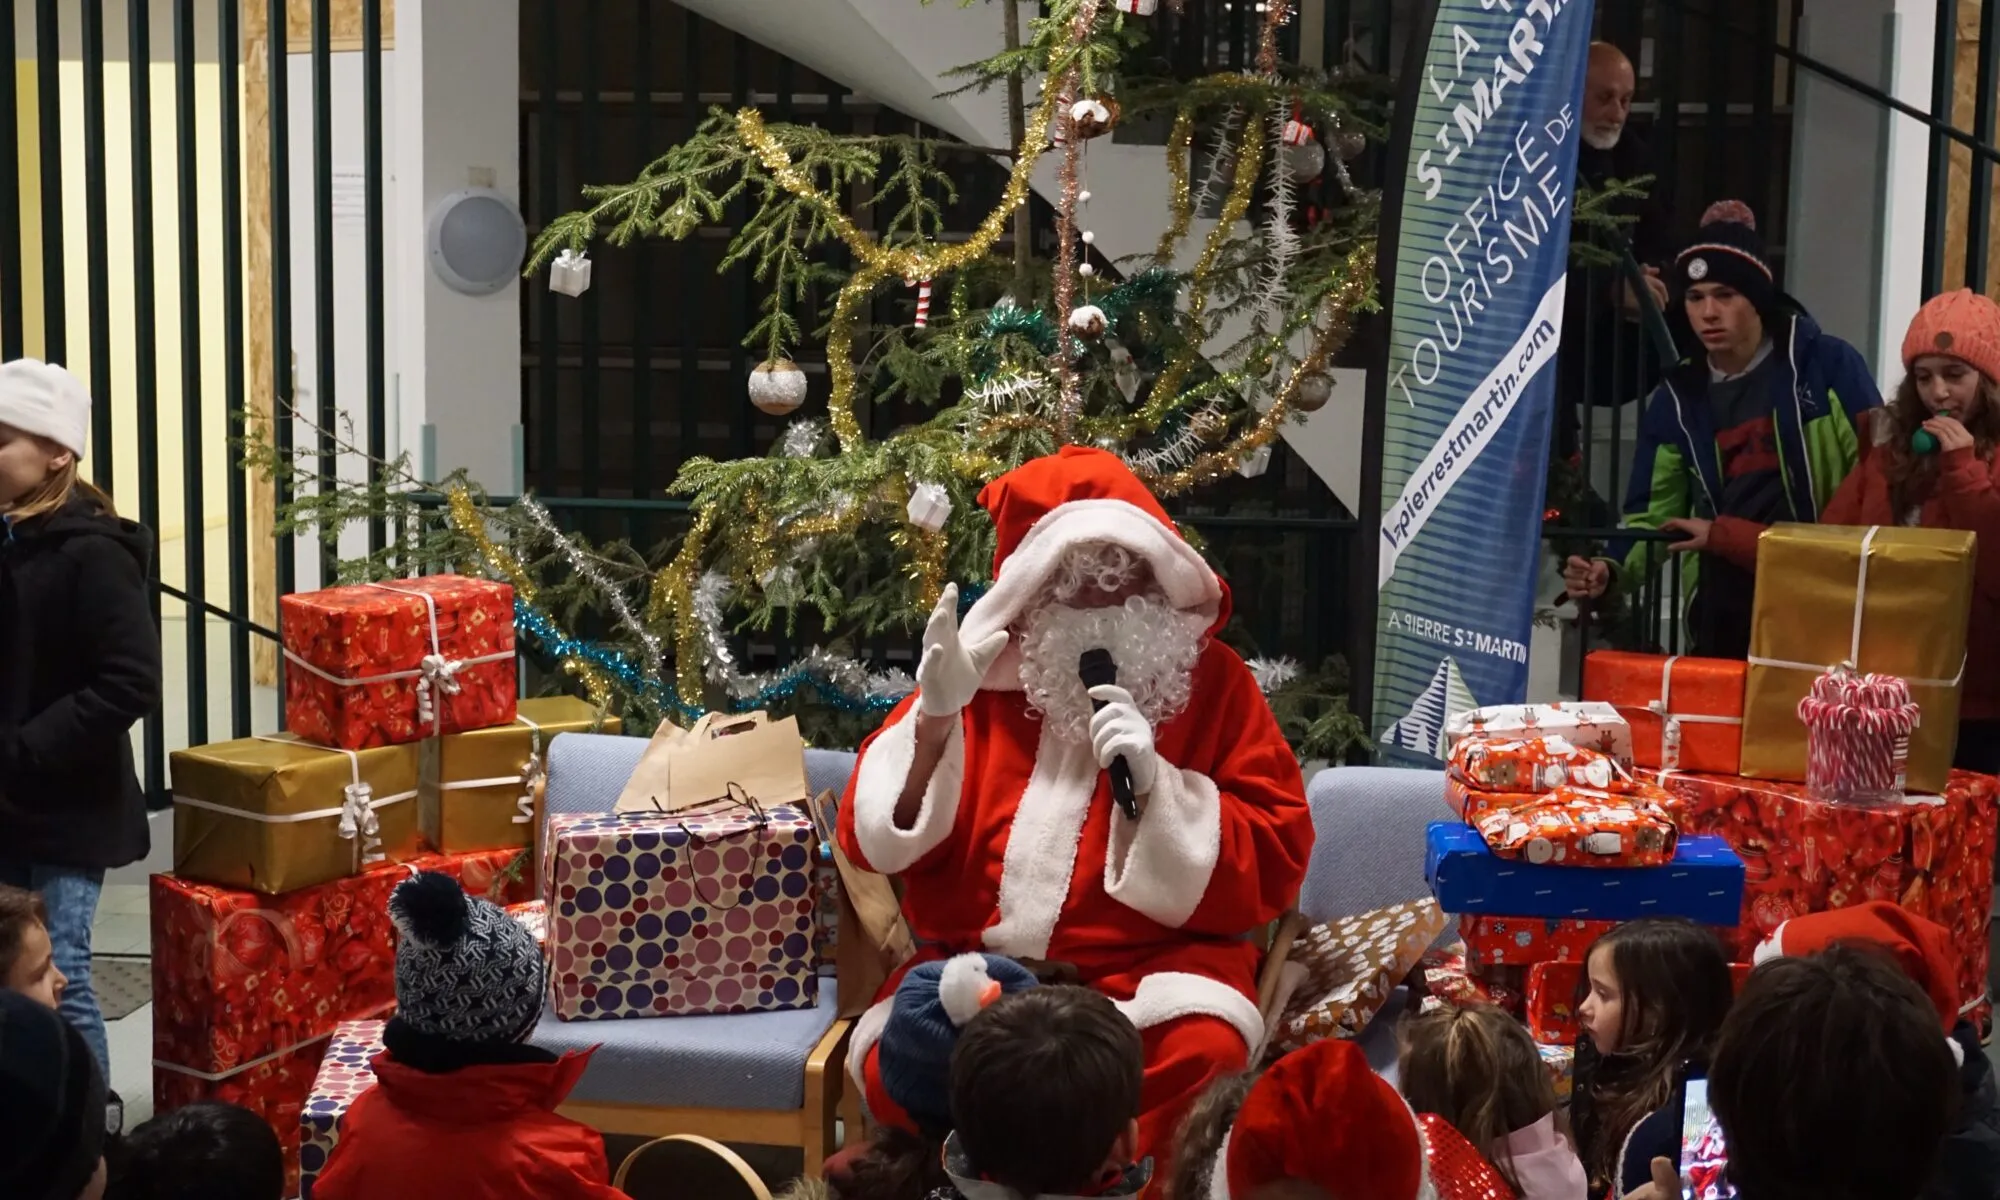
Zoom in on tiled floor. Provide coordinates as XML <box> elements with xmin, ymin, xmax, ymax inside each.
<box><xmin>93</xmin><ymin>883</ymin><xmax>153</xmax><ymax>957</ymax></box>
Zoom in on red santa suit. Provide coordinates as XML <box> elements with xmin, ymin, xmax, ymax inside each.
<box><xmin>837</xmin><ymin>447</ymin><xmax>1313</xmax><ymax>1164</ymax></box>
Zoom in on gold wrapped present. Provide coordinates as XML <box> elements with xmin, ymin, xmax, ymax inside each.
<box><xmin>170</xmin><ymin>735</ymin><xmax>423</xmax><ymax>894</ymax></box>
<box><xmin>1745</xmin><ymin>524</ymin><xmax>1975</xmax><ymax>793</ymax></box>
<box><xmin>419</xmin><ymin>696</ymin><xmax>618</xmax><ymax>854</ymax></box>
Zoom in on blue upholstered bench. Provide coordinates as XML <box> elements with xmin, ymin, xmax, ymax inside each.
<box><xmin>529</xmin><ymin>733</ymin><xmax>862</xmax><ymax>1173</ymax></box>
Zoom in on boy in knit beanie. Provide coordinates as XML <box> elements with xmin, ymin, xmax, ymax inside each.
<box><xmin>0</xmin><ymin>988</ymin><xmax>108</xmax><ymax>1200</ymax></box>
<box><xmin>312</xmin><ymin>872</ymin><xmax>622</xmax><ymax>1200</ymax></box>
<box><xmin>1568</xmin><ymin>199</ymin><xmax>1882</xmax><ymax>658</ymax></box>
<box><xmin>819</xmin><ymin>953</ymin><xmax>1040</xmax><ymax>1200</ymax></box>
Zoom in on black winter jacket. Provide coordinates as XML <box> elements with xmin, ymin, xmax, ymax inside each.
<box><xmin>0</xmin><ymin>494</ymin><xmax>159</xmax><ymax>869</ymax></box>
<box><xmin>1929</xmin><ymin>1023</ymin><xmax>2000</xmax><ymax>1200</ymax></box>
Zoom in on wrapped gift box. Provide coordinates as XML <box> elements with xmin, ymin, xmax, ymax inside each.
<box><xmin>1445</xmin><ymin>774</ymin><xmax>1541</xmax><ymax>822</ymax></box>
<box><xmin>545</xmin><ymin>802</ymin><xmax>820</xmax><ymax>1021</ymax></box>
<box><xmin>1539</xmin><ymin>1042</ymin><xmax>1574</xmax><ymax>1104</ymax></box>
<box><xmin>1425</xmin><ymin>822</ymin><xmax>1745</xmax><ymax>925</ymax></box>
<box><xmin>1654</xmin><ymin>768</ymin><xmax>1997</xmax><ymax>1024</ymax></box>
<box><xmin>420</xmin><ymin>696</ymin><xmax>617</xmax><ymax>854</ymax></box>
<box><xmin>1445</xmin><ymin>703</ymin><xmax>1634</xmax><ymax>768</ymax></box>
<box><xmin>155</xmin><ymin>1034</ymin><xmax>325</xmax><ymax>1198</ymax></box>
<box><xmin>1459</xmin><ymin>916</ymin><xmax>1617</xmax><ymax>967</ymax></box>
<box><xmin>170</xmin><ymin>735</ymin><xmax>423</xmax><ymax>894</ymax></box>
<box><xmin>299</xmin><ymin>1020</ymin><xmax>385</xmax><ymax>1200</ymax></box>
<box><xmin>1745</xmin><ymin>524</ymin><xmax>1975</xmax><ymax>794</ymax></box>
<box><xmin>1583</xmin><ymin>652</ymin><xmax>1747</xmax><ymax>775</ymax></box>
<box><xmin>151</xmin><ymin>849</ymin><xmax>527</xmax><ymax>1083</ymax></box>
<box><xmin>1448</xmin><ymin>736</ymin><xmax>1628</xmax><ymax>794</ymax></box>
<box><xmin>282</xmin><ymin>574</ymin><xmax>516</xmax><ymax>750</ymax></box>
<box><xmin>1415</xmin><ymin>949</ymin><xmax>1523</xmax><ymax>1016</ymax></box>
<box><xmin>1470</xmin><ymin>784</ymin><xmax>1678</xmax><ymax>868</ymax></box>
<box><xmin>1270</xmin><ymin>900</ymin><xmax>1448</xmax><ymax>1054</ymax></box>
<box><xmin>506</xmin><ymin>900</ymin><xmax>548</xmax><ymax>950</ymax></box>
<box><xmin>813</xmin><ymin>846</ymin><xmax>840</xmax><ymax>972</ymax></box>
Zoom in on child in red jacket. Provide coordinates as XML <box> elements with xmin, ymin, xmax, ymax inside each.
<box><xmin>1822</xmin><ymin>289</ymin><xmax>2000</xmax><ymax>774</ymax></box>
<box><xmin>314</xmin><ymin>873</ymin><xmax>622</xmax><ymax>1200</ymax></box>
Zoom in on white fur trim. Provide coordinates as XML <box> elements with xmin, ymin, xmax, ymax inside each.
<box><xmin>983</xmin><ymin>725</ymin><xmax>1099</xmax><ymax>960</ymax></box>
<box><xmin>1104</xmin><ymin>765</ymin><xmax>1221</xmax><ymax>929</ymax></box>
<box><xmin>1950</xmin><ymin>1036</ymin><xmax>1967</xmax><ymax>1067</ymax></box>
<box><xmin>847</xmin><ymin>994</ymin><xmax>896</xmax><ymax>1090</ymax></box>
<box><xmin>851</xmin><ymin>709</ymin><xmax>965</xmax><ymax>875</ymax></box>
<box><xmin>1752</xmin><ymin>924</ymin><xmax>1788</xmax><ymax>966</ymax></box>
<box><xmin>1114</xmin><ymin>971</ymin><xmax>1265</xmax><ymax>1052</ymax></box>
<box><xmin>1207</xmin><ymin>1130</ymin><xmax>1233</xmax><ymax>1200</ymax></box>
<box><xmin>958</xmin><ymin>499</ymin><xmax>1223</xmax><ymax>688</ymax></box>
<box><xmin>939</xmin><ymin>954</ymin><xmax>994</xmax><ymax>1027</ymax></box>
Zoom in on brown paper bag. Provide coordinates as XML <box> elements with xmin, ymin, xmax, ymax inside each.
<box><xmin>807</xmin><ymin>789</ymin><xmax>915</xmax><ymax>1017</ymax></box>
<box><xmin>614</xmin><ymin>711</ymin><xmax>808</xmax><ymax>815</ymax></box>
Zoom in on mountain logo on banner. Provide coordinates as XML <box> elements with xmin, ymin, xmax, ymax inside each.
<box><xmin>1381</xmin><ymin>657</ymin><xmax>1476</xmax><ymax>758</ymax></box>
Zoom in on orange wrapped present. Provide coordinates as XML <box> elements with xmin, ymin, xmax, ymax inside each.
<box><xmin>1445</xmin><ymin>774</ymin><xmax>1541</xmax><ymax>822</ymax></box>
<box><xmin>1448</xmin><ymin>736</ymin><xmax>1630</xmax><ymax>794</ymax></box>
<box><xmin>1416</xmin><ymin>949</ymin><xmax>1523</xmax><ymax>1017</ymax></box>
<box><xmin>1652</xmin><ymin>768</ymin><xmax>1997</xmax><ymax>1031</ymax></box>
<box><xmin>1471</xmin><ymin>784</ymin><xmax>1678</xmax><ymax>867</ymax></box>
<box><xmin>1583</xmin><ymin>651</ymin><xmax>1746</xmax><ymax>774</ymax></box>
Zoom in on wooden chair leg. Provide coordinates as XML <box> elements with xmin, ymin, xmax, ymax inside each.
<box><xmin>802</xmin><ymin>1019</ymin><xmax>853</xmax><ymax>1176</ymax></box>
<box><xmin>840</xmin><ymin>1081</ymin><xmax>864</xmax><ymax>1150</ymax></box>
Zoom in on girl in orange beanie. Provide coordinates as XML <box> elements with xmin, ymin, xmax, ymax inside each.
<box><xmin>1822</xmin><ymin>288</ymin><xmax>2000</xmax><ymax>773</ymax></box>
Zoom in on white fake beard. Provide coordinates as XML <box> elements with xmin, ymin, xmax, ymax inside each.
<box><xmin>1016</xmin><ymin>594</ymin><xmax>1208</xmax><ymax>745</ymax></box>
<box><xmin>1582</xmin><ymin>123</ymin><xmax>1624</xmax><ymax>151</ymax></box>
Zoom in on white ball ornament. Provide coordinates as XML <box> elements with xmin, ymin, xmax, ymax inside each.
<box><xmin>1079</xmin><ymin>190</ymin><xmax>1093</xmax><ymax>204</ymax></box>
<box><xmin>748</xmin><ymin>358</ymin><xmax>809</xmax><ymax>416</ymax></box>
<box><xmin>1081</xmin><ymin>230</ymin><xmax>1097</xmax><ymax>245</ymax></box>
<box><xmin>1079</xmin><ymin>262</ymin><xmax>1096</xmax><ymax>279</ymax></box>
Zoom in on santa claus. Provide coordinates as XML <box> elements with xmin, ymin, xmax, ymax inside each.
<box><xmin>838</xmin><ymin>446</ymin><xmax>1313</xmax><ymax>1163</ymax></box>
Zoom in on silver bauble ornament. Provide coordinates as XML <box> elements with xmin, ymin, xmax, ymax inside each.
<box><xmin>1333</xmin><ymin>129</ymin><xmax>1368</xmax><ymax>161</ymax></box>
<box><xmin>1280</xmin><ymin>139</ymin><xmax>1326</xmax><ymax>184</ymax></box>
<box><xmin>748</xmin><ymin>358</ymin><xmax>808</xmax><ymax>416</ymax></box>
<box><xmin>1294</xmin><ymin>371</ymin><xmax>1336</xmax><ymax>413</ymax></box>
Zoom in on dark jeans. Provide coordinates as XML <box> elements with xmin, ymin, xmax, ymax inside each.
<box><xmin>0</xmin><ymin>860</ymin><xmax>109</xmax><ymax>1075</ymax></box>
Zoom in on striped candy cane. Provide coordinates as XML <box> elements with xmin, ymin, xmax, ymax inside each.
<box><xmin>1798</xmin><ymin>665</ymin><xmax>1920</xmax><ymax>802</ymax></box>
<box><xmin>910</xmin><ymin>278</ymin><xmax>933</xmax><ymax>329</ymax></box>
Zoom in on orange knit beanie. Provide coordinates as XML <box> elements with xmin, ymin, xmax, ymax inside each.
<box><xmin>1903</xmin><ymin>289</ymin><xmax>2000</xmax><ymax>384</ymax></box>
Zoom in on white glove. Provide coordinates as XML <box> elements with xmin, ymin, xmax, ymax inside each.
<box><xmin>916</xmin><ymin>584</ymin><xmax>1009</xmax><ymax>718</ymax></box>
<box><xmin>1087</xmin><ymin>684</ymin><xmax>1161</xmax><ymax>796</ymax></box>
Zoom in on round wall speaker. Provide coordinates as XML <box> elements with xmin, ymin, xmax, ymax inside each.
<box><xmin>427</xmin><ymin>188</ymin><xmax>527</xmax><ymax>296</ymax></box>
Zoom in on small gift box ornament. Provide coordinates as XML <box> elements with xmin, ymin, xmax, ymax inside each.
<box><xmin>1236</xmin><ymin>444</ymin><xmax>1273</xmax><ymax>479</ymax></box>
<box><xmin>1798</xmin><ymin>665</ymin><xmax>1921</xmax><ymax>804</ymax></box>
<box><xmin>906</xmin><ymin>482</ymin><xmax>953</xmax><ymax>532</ymax></box>
<box><xmin>548</xmin><ymin>248</ymin><xmax>592</xmax><ymax>297</ymax></box>
<box><xmin>1117</xmin><ymin>0</ymin><xmax>1159</xmax><ymax>14</ymax></box>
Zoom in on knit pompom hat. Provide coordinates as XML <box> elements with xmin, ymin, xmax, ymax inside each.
<box><xmin>1207</xmin><ymin>1039</ymin><xmax>1513</xmax><ymax>1200</ymax></box>
<box><xmin>1902</xmin><ymin>289</ymin><xmax>2000</xmax><ymax>385</ymax></box>
<box><xmin>390</xmin><ymin>871</ymin><xmax>548</xmax><ymax>1044</ymax></box>
<box><xmin>866</xmin><ymin>953</ymin><xmax>1039</xmax><ymax>1137</ymax></box>
<box><xmin>1675</xmin><ymin>200</ymin><xmax>1775</xmax><ymax>315</ymax></box>
<box><xmin>1753</xmin><ymin>901</ymin><xmax>1965</xmax><ymax>1062</ymax></box>
<box><xmin>0</xmin><ymin>358</ymin><xmax>90</xmax><ymax>460</ymax></box>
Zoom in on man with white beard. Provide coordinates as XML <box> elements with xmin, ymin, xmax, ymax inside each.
<box><xmin>837</xmin><ymin>447</ymin><xmax>1311</xmax><ymax>1168</ymax></box>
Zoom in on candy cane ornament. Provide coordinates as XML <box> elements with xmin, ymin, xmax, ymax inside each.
<box><xmin>910</xmin><ymin>278</ymin><xmax>933</xmax><ymax>329</ymax></box>
<box><xmin>1798</xmin><ymin>664</ymin><xmax>1920</xmax><ymax>802</ymax></box>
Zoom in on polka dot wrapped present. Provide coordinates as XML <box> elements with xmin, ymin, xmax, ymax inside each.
<box><xmin>544</xmin><ymin>803</ymin><xmax>820</xmax><ymax>1021</ymax></box>
<box><xmin>298</xmin><ymin>1020</ymin><xmax>385</xmax><ymax>1200</ymax></box>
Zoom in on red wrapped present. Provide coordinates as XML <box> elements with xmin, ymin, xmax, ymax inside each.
<box><xmin>1583</xmin><ymin>651</ymin><xmax>1746</xmax><ymax>774</ymax></box>
<box><xmin>1415</xmin><ymin>949</ymin><xmax>1523</xmax><ymax>1017</ymax></box>
<box><xmin>154</xmin><ymin>1034</ymin><xmax>326</xmax><ymax>1198</ymax></box>
<box><xmin>282</xmin><ymin>574</ymin><xmax>516</xmax><ymax>750</ymax></box>
<box><xmin>1471</xmin><ymin>784</ymin><xmax>1678</xmax><ymax>867</ymax></box>
<box><xmin>1654</xmin><ymin>769</ymin><xmax>1997</xmax><ymax>1028</ymax></box>
<box><xmin>1527</xmin><ymin>959</ymin><xmax>1754</xmax><ymax>1046</ymax></box>
<box><xmin>1448</xmin><ymin>735</ymin><xmax>1629</xmax><ymax>794</ymax></box>
<box><xmin>150</xmin><ymin>849</ymin><xmax>528</xmax><ymax>1084</ymax></box>
<box><xmin>1459</xmin><ymin>915</ymin><xmax>1617</xmax><ymax>967</ymax></box>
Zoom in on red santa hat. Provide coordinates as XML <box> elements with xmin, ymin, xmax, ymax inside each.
<box><xmin>962</xmin><ymin>447</ymin><xmax>1229</xmax><ymax>648</ymax></box>
<box><xmin>1208</xmin><ymin>1040</ymin><xmax>1514</xmax><ymax>1200</ymax></box>
<box><xmin>1753</xmin><ymin>902</ymin><xmax>1965</xmax><ymax>1060</ymax></box>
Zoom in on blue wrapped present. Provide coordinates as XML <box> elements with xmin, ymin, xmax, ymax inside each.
<box><xmin>1424</xmin><ymin>822</ymin><xmax>1744</xmax><ymax>925</ymax></box>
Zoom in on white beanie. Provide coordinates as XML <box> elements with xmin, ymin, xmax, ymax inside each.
<box><xmin>0</xmin><ymin>359</ymin><xmax>90</xmax><ymax>460</ymax></box>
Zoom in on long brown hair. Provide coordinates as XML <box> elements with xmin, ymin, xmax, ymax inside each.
<box><xmin>4</xmin><ymin>453</ymin><xmax>117</xmax><ymax>522</ymax></box>
<box><xmin>1573</xmin><ymin>920</ymin><xmax>1734</xmax><ymax>1190</ymax></box>
<box><xmin>1400</xmin><ymin>1004</ymin><xmax>1567</xmax><ymax>1194</ymax></box>
<box><xmin>1876</xmin><ymin>370</ymin><xmax>2000</xmax><ymax>516</ymax></box>
<box><xmin>1166</xmin><ymin>1069</ymin><xmax>1255</xmax><ymax>1200</ymax></box>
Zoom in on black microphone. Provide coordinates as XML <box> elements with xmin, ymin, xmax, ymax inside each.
<box><xmin>1078</xmin><ymin>649</ymin><xmax>1139</xmax><ymax>821</ymax></box>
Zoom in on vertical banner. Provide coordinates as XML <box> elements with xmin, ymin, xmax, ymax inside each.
<box><xmin>1370</xmin><ymin>0</ymin><xmax>1594</xmax><ymax>763</ymax></box>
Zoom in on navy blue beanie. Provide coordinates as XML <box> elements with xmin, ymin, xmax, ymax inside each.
<box><xmin>876</xmin><ymin>953</ymin><xmax>1039</xmax><ymax>1136</ymax></box>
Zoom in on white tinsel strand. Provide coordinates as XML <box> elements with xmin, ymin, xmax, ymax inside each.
<box><xmin>1189</xmin><ymin>107</ymin><xmax>1242</xmax><ymax>222</ymax></box>
<box><xmin>968</xmin><ymin>369</ymin><xmax>1055</xmax><ymax>412</ymax></box>
<box><xmin>692</xmin><ymin>571</ymin><xmax>745</xmax><ymax>687</ymax></box>
<box><xmin>690</xmin><ymin>569</ymin><xmax>916</xmax><ymax>704</ymax></box>
<box><xmin>780</xmin><ymin>418</ymin><xmax>826</xmax><ymax>458</ymax></box>
<box><xmin>1252</xmin><ymin>101</ymin><xmax>1302</xmax><ymax>345</ymax></box>
<box><xmin>1122</xmin><ymin>397</ymin><xmax>1231</xmax><ymax>476</ymax></box>
<box><xmin>1246</xmin><ymin>657</ymin><xmax>1301</xmax><ymax>693</ymax></box>
<box><xmin>519</xmin><ymin>497</ymin><xmax>664</xmax><ymax>672</ymax></box>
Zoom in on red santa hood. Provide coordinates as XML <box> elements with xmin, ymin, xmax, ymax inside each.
<box><xmin>960</xmin><ymin>448</ymin><xmax>1230</xmax><ymax>661</ymax></box>
<box><xmin>1753</xmin><ymin>901</ymin><xmax>1961</xmax><ymax>1032</ymax></box>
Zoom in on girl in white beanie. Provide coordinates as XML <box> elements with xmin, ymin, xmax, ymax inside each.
<box><xmin>0</xmin><ymin>357</ymin><xmax>159</xmax><ymax>1116</ymax></box>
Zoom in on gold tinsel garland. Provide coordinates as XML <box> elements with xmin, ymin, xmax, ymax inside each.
<box><xmin>1154</xmin><ymin>108</ymin><xmax>1196</xmax><ymax>265</ymax></box>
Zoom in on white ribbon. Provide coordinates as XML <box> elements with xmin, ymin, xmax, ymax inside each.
<box><xmin>430</xmin><ymin>713</ymin><xmax>546</xmax><ymax>826</ymax></box>
<box><xmin>152</xmin><ymin>1001</ymin><xmax>396</xmax><ymax>1083</ymax></box>
<box><xmin>1746</xmin><ymin>526</ymin><xmax>1967</xmax><ymax>691</ymax></box>
<box><xmin>281</xmin><ymin>582</ymin><xmax>514</xmax><ymax>733</ymax></box>
<box><xmin>1641</xmin><ymin>655</ymin><xmax>1745</xmax><ymax>770</ymax></box>
<box><xmin>172</xmin><ymin>734</ymin><xmax>418</xmax><ymax>867</ymax></box>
